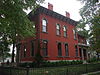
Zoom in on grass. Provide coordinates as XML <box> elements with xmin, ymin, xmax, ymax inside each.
<box><xmin>28</xmin><ymin>64</ymin><xmax>100</xmax><ymax>75</ymax></box>
<box><xmin>1</xmin><ymin>63</ymin><xmax>100</xmax><ymax>75</ymax></box>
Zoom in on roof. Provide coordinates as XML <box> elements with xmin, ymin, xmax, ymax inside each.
<box><xmin>29</xmin><ymin>6</ymin><xmax>78</xmax><ymax>26</ymax></box>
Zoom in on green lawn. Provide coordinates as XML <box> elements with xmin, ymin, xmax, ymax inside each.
<box><xmin>29</xmin><ymin>64</ymin><xmax>100</xmax><ymax>75</ymax></box>
<box><xmin>2</xmin><ymin>63</ymin><xmax>100</xmax><ymax>75</ymax></box>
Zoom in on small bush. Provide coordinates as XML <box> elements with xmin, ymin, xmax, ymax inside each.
<box><xmin>87</xmin><ymin>57</ymin><xmax>98</xmax><ymax>63</ymax></box>
<box><xmin>41</xmin><ymin>60</ymin><xmax>83</xmax><ymax>67</ymax></box>
<box><xmin>19</xmin><ymin>60</ymin><xmax>83</xmax><ymax>68</ymax></box>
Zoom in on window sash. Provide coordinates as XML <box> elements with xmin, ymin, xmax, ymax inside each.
<box><xmin>42</xmin><ymin>26</ymin><xmax>47</xmax><ymax>32</ymax></box>
<box><xmin>56</xmin><ymin>24</ymin><xmax>60</xmax><ymax>35</ymax></box>
<box><xmin>31</xmin><ymin>41</ymin><xmax>35</xmax><ymax>56</ymax></box>
<box><xmin>73</xmin><ymin>29</ymin><xmax>77</xmax><ymax>39</ymax></box>
<box><xmin>75</xmin><ymin>45</ymin><xmax>78</xmax><ymax>56</ymax></box>
<box><xmin>63</xmin><ymin>26</ymin><xmax>66</xmax><ymax>31</ymax></box>
<box><xmin>42</xmin><ymin>40</ymin><xmax>48</xmax><ymax>56</ymax></box>
<box><xmin>57</xmin><ymin>29</ymin><xmax>60</xmax><ymax>35</ymax></box>
<box><xmin>56</xmin><ymin>24</ymin><xmax>60</xmax><ymax>29</ymax></box>
<box><xmin>42</xmin><ymin>19</ymin><xmax>47</xmax><ymax>32</ymax></box>
<box><xmin>58</xmin><ymin>43</ymin><xmax>62</xmax><ymax>56</ymax></box>
<box><xmin>42</xmin><ymin>20</ymin><xmax>47</xmax><ymax>26</ymax></box>
<box><xmin>63</xmin><ymin>26</ymin><xmax>67</xmax><ymax>37</ymax></box>
<box><xmin>64</xmin><ymin>31</ymin><xmax>67</xmax><ymax>37</ymax></box>
<box><xmin>23</xmin><ymin>46</ymin><xmax>26</xmax><ymax>57</ymax></box>
<box><xmin>65</xmin><ymin>44</ymin><xmax>69</xmax><ymax>56</ymax></box>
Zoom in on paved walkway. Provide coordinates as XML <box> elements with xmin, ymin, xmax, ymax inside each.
<box><xmin>82</xmin><ymin>71</ymin><xmax>100</xmax><ymax>75</ymax></box>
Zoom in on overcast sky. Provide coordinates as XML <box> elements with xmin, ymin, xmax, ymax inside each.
<box><xmin>41</xmin><ymin>0</ymin><xmax>83</xmax><ymax>21</ymax></box>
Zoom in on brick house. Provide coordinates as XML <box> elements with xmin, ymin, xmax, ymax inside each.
<box><xmin>16</xmin><ymin>3</ymin><xmax>88</xmax><ymax>63</ymax></box>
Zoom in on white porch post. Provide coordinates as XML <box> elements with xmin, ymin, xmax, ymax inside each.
<box><xmin>81</xmin><ymin>48</ymin><xmax>84</xmax><ymax>60</ymax></box>
<box><xmin>86</xmin><ymin>49</ymin><xmax>88</xmax><ymax>60</ymax></box>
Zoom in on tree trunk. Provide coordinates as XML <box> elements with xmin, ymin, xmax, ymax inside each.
<box><xmin>16</xmin><ymin>44</ymin><xmax>20</xmax><ymax>66</ymax></box>
<box><xmin>11</xmin><ymin>41</ymin><xmax>15</xmax><ymax>63</ymax></box>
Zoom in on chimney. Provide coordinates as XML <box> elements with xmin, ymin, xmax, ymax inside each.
<box><xmin>66</xmin><ymin>11</ymin><xmax>70</xmax><ymax>18</ymax></box>
<box><xmin>48</xmin><ymin>3</ymin><xmax>53</xmax><ymax>11</ymax></box>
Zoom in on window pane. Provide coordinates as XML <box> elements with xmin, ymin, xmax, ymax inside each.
<box><xmin>56</xmin><ymin>24</ymin><xmax>60</xmax><ymax>35</ymax></box>
<box><xmin>56</xmin><ymin>24</ymin><xmax>60</xmax><ymax>29</ymax></box>
<box><xmin>57</xmin><ymin>30</ymin><xmax>60</xmax><ymax>35</ymax></box>
<box><xmin>64</xmin><ymin>32</ymin><xmax>67</xmax><ymax>37</ymax></box>
<box><xmin>73</xmin><ymin>29</ymin><xmax>77</xmax><ymax>39</ymax></box>
<box><xmin>42</xmin><ymin>40</ymin><xmax>48</xmax><ymax>56</ymax></box>
<box><xmin>42</xmin><ymin>19</ymin><xmax>47</xmax><ymax>32</ymax></box>
<box><xmin>23</xmin><ymin>45</ymin><xmax>26</xmax><ymax>57</ymax></box>
<box><xmin>31</xmin><ymin>41</ymin><xmax>35</xmax><ymax>56</ymax></box>
<box><xmin>75</xmin><ymin>45</ymin><xmax>78</xmax><ymax>56</ymax></box>
<box><xmin>42</xmin><ymin>19</ymin><xmax>47</xmax><ymax>26</ymax></box>
<box><xmin>63</xmin><ymin>26</ymin><xmax>66</xmax><ymax>31</ymax></box>
<box><xmin>65</xmin><ymin>44</ymin><xmax>69</xmax><ymax>56</ymax></box>
<box><xmin>63</xmin><ymin>26</ymin><xmax>67</xmax><ymax>37</ymax></box>
<box><xmin>58</xmin><ymin>43</ymin><xmax>62</xmax><ymax>56</ymax></box>
<box><xmin>42</xmin><ymin>26</ymin><xmax>46</xmax><ymax>32</ymax></box>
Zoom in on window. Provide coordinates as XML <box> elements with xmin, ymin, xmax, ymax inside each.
<box><xmin>56</xmin><ymin>24</ymin><xmax>60</xmax><ymax>35</ymax></box>
<box><xmin>31</xmin><ymin>40</ymin><xmax>35</xmax><ymax>56</ymax></box>
<box><xmin>63</xmin><ymin>26</ymin><xmax>67</xmax><ymax>37</ymax></box>
<box><xmin>75</xmin><ymin>45</ymin><xmax>78</xmax><ymax>57</ymax></box>
<box><xmin>65</xmin><ymin>43</ymin><xmax>69</xmax><ymax>56</ymax></box>
<box><xmin>73</xmin><ymin>29</ymin><xmax>77</xmax><ymax>39</ymax></box>
<box><xmin>16</xmin><ymin>43</ymin><xmax>21</xmax><ymax>51</ymax></box>
<box><xmin>16</xmin><ymin>43</ymin><xmax>21</xmax><ymax>59</ymax></box>
<box><xmin>42</xmin><ymin>19</ymin><xmax>47</xmax><ymax>32</ymax></box>
<box><xmin>57</xmin><ymin>43</ymin><xmax>62</xmax><ymax>56</ymax></box>
<box><xmin>42</xmin><ymin>40</ymin><xmax>48</xmax><ymax>56</ymax></box>
<box><xmin>23</xmin><ymin>45</ymin><xmax>26</xmax><ymax>57</ymax></box>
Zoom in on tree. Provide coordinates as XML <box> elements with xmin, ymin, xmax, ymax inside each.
<box><xmin>0</xmin><ymin>34</ymin><xmax>11</xmax><ymax>63</ymax></box>
<box><xmin>34</xmin><ymin>40</ymin><xmax>43</xmax><ymax>67</ymax></box>
<box><xmin>0</xmin><ymin>0</ymin><xmax>44</xmax><ymax>63</ymax></box>
<box><xmin>78</xmin><ymin>0</ymin><xmax>100</xmax><ymax>52</ymax></box>
<box><xmin>79</xmin><ymin>0</ymin><xmax>99</xmax><ymax>22</ymax></box>
<box><xmin>76</xmin><ymin>20</ymin><xmax>89</xmax><ymax>38</ymax></box>
<box><xmin>89</xmin><ymin>15</ymin><xmax>100</xmax><ymax>52</ymax></box>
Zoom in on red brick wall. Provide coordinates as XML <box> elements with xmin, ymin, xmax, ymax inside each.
<box><xmin>19</xmin><ymin>13</ymin><xmax>81</xmax><ymax>62</ymax></box>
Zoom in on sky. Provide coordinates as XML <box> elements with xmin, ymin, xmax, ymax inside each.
<box><xmin>41</xmin><ymin>0</ymin><xmax>83</xmax><ymax>21</ymax></box>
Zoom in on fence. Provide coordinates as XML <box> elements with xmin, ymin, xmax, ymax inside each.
<box><xmin>0</xmin><ymin>63</ymin><xmax>100</xmax><ymax>75</ymax></box>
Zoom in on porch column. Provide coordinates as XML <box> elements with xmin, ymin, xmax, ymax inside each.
<box><xmin>81</xmin><ymin>48</ymin><xmax>84</xmax><ymax>60</ymax></box>
<box><xmin>86</xmin><ymin>50</ymin><xmax>88</xmax><ymax>60</ymax></box>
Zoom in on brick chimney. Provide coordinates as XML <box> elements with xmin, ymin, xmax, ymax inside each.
<box><xmin>48</xmin><ymin>3</ymin><xmax>53</xmax><ymax>11</ymax></box>
<box><xmin>66</xmin><ymin>11</ymin><xmax>70</xmax><ymax>18</ymax></box>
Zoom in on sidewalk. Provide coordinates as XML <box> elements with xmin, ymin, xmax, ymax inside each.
<box><xmin>82</xmin><ymin>71</ymin><xmax>100</xmax><ymax>75</ymax></box>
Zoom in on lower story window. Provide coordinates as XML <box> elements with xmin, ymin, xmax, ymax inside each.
<box><xmin>65</xmin><ymin>43</ymin><xmax>69</xmax><ymax>56</ymax></box>
<box><xmin>75</xmin><ymin>45</ymin><xmax>78</xmax><ymax>57</ymax></box>
<box><xmin>42</xmin><ymin>40</ymin><xmax>48</xmax><ymax>56</ymax></box>
<box><xmin>31</xmin><ymin>40</ymin><xmax>35</xmax><ymax>56</ymax></box>
<box><xmin>23</xmin><ymin>45</ymin><xmax>26</xmax><ymax>57</ymax></box>
<box><xmin>57</xmin><ymin>42</ymin><xmax>62</xmax><ymax>56</ymax></box>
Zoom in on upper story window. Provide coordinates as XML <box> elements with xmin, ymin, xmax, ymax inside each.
<box><xmin>63</xmin><ymin>26</ymin><xmax>67</xmax><ymax>37</ymax></box>
<box><xmin>42</xmin><ymin>19</ymin><xmax>47</xmax><ymax>32</ymax></box>
<box><xmin>56</xmin><ymin>24</ymin><xmax>60</xmax><ymax>35</ymax></box>
<box><xmin>73</xmin><ymin>29</ymin><xmax>77</xmax><ymax>39</ymax></box>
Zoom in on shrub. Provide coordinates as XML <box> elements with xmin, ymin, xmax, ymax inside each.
<box><xmin>19</xmin><ymin>60</ymin><xmax>83</xmax><ymax>68</ymax></box>
<box><xmin>87</xmin><ymin>57</ymin><xmax>98</xmax><ymax>63</ymax></box>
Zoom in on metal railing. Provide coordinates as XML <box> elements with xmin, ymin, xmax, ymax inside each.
<box><xmin>0</xmin><ymin>63</ymin><xmax>100</xmax><ymax>75</ymax></box>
